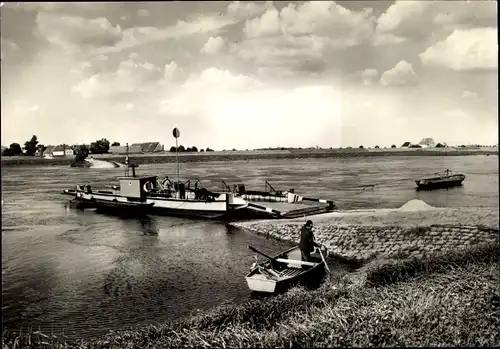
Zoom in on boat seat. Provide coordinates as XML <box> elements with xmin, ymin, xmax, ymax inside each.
<box><xmin>278</xmin><ymin>268</ymin><xmax>303</xmax><ymax>279</ymax></box>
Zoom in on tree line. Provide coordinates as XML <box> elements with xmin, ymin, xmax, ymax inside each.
<box><xmin>1</xmin><ymin>135</ymin><xmax>214</xmax><ymax>158</ymax></box>
<box><xmin>169</xmin><ymin>146</ymin><xmax>214</xmax><ymax>153</ymax></box>
<box><xmin>1</xmin><ymin>135</ymin><xmax>113</xmax><ymax>157</ymax></box>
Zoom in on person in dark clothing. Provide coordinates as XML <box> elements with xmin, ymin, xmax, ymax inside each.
<box><xmin>299</xmin><ymin>220</ymin><xmax>320</xmax><ymax>262</ymax></box>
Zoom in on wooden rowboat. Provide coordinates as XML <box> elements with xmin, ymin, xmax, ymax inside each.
<box><xmin>245</xmin><ymin>246</ymin><xmax>325</xmax><ymax>294</ymax></box>
<box><xmin>415</xmin><ymin>169</ymin><xmax>466</xmax><ymax>190</ymax></box>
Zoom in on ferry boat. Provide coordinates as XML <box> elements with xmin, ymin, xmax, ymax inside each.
<box><xmin>63</xmin><ymin>128</ymin><xmax>248</xmax><ymax>219</ymax></box>
<box><xmin>70</xmin><ymin>174</ymin><xmax>248</xmax><ymax>219</ymax></box>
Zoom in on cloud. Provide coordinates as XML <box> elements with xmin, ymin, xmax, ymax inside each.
<box><xmin>72</xmin><ymin>58</ymin><xmax>161</xmax><ymax>99</ymax></box>
<box><xmin>163</xmin><ymin>61</ymin><xmax>182</xmax><ymax>81</ymax></box>
<box><xmin>380</xmin><ymin>60</ymin><xmax>418</xmax><ymax>86</ymax></box>
<box><xmin>201</xmin><ymin>36</ymin><xmax>226</xmax><ymax>55</ymax></box>
<box><xmin>96</xmin><ymin>14</ymin><xmax>237</xmax><ymax>55</ymax></box>
<box><xmin>361</xmin><ymin>69</ymin><xmax>379</xmax><ymax>85</ymax></box>
<box><xmin>419</xmin><ymin>28</ymin><xmax>497</xmax><ymax>71</ymax></box>
<box><xmin>36</xmin><ymin>12</ymin><xmax>123</xmax><ymax>51</ymax></box>
<box><xmin>372</xmin><ymin>32</ymin><xmax>408</xmax><ymax>47</ymax></box>
<box><xmin>227</xmin><ymin>1</ymin><xmax>269</xmax><ymax>20</ymax></box>
<box><xmin>244</xmin><ymin>1</ymin><xmax>375</xmax><ymax>47</ymax></box>
<box><xmin>278</xmin><ymin>1</ymin><xmax>375</xmax><ymax>46</ymax></box>
<box><xmin>234</xmin><ymin>1</ymin><xmax>375</xmax><ymax>77</ymax></box>
<box><xmin>374</xmin><ymin>0</ymin><xmax>497</xmax><ymax>46</ymax></box>
<box><xmin>233</xmin><ymin>34</ymin><xmax>328</xmax><ymax>77</ymax></box>
<box><xmin>244</xmin><ymin>6</ymin><xmax>281</xmax><ymax>38</ymax></box>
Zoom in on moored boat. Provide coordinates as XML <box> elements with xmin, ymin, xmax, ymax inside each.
<box><xmin>245</xmin><ymin>246</ymin><xmax>326</xmax><ymax>294</ymax></box>
<box><xmin>64</xmin><ymin>128</ymin><xmax>249</xmax><ymax>219</ymax></box>
<box><xmin>68</xmin><ymin>175</ymin><xmax>248</xmax><ymax>219</ymax></box>
<box><xmin>415</xmin><ymin>169</ymin><xmax>466</xmax><ymax>190</ymax></box>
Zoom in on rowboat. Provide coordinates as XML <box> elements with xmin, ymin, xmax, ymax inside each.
<box><xmin>415</xmin><ymin>169</ymin><xmax>466</xmax><ymax>190</ymax></box>
<box><xmin>245</xmin><ymin>246</ymin><xmax>326</xmax><ymax>294</ymax></box>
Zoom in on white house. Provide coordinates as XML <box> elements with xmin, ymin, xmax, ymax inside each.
<box><xmin>51</xmin><ymin>145</ymin><xmax>74</xmax><ymax>157</ymax></box>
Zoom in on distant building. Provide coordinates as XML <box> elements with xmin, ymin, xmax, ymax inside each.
<box><xmin>131</xmin><ymin>142</ymin><xmax>164</xmax><ymax>153</ymax></box>
<box><xmin>42</xmin><ymin>145</ymin><xmax>55</xmax><ymax>157</ymax></box>
<box><xmin>401</xmin><ymin>142</ymin><xmax>412</xmax><ymax>148</ymax></box>
<box><xmin>109</xmin><ymin>145</ymin><xmax>142</xmax><ymax>154</ymax></box>
<box><xmin>49</xmin><ymin>145</ymin><xmax>74</xmax><ymax>157</ymax></box>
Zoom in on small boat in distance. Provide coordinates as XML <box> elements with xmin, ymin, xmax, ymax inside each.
<box><xmin>245</xmin><ymin>245</ymin><xmax>326</xmax><ymax>294</ymax></box>
<box><xmin>415</xmin><ymin>169</ymin><xmax>466</xmax><ymax>190</ymax></box>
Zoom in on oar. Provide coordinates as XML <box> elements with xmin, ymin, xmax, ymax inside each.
<box><xmin>248</xmin><ymin>245</ymin><xmax>275</xmax><ymax>261</ymax></box>
<box><xmin>248</xmin><ymin>246</ymin><xmax>281</xmax><ymax>277</ymax></box>
<box><xmin>318</xmin><ymin>247</ymin><xmax>331</xmax><ymax>274</ymax></box>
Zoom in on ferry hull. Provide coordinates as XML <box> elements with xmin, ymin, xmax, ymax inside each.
<box><xmin>71</xmin><ymin>190</ymin><xmax>245</xmax><ymax>219</ymax></box>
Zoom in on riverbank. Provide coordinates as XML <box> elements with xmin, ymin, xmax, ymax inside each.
<box><xmin>3</xmin><ymin>241</ymin><xmax>499</xmax><ymax>348</ymax></box>
<box><xmin>231</xmin><ymin>201</ymin><xmax>499</xmax><ymax>260</ymax></box>
<box><xmin>1</xmin><ymin>147</ymin><xmax>497</xmax><ymax>167</ymax></box>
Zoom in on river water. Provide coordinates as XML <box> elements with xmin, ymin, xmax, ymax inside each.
<box><xmin>2</xmin><ymin>156</ymin><xmax>498</xmax><ymax>338</ymax></box>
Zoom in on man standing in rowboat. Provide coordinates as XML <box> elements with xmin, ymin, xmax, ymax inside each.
<box><xmin>299</xmin><ymin>220</ymin><xmax>322</xmax><ymax>262</ymax></box>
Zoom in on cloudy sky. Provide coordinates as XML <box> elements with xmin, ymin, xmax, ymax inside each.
<box><xmin>1</xmin><ymin>1</ymin><xmax>497</xmax><ymax>150</ymax></box>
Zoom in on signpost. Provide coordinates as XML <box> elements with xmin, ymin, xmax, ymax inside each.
<box><xmin>173</xmin><ymin>128</ymin><xmax>180</xmax><ymax>185</ymax></box>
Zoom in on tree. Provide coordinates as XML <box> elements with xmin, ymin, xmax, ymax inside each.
<box><xmin>2</xmin><ymin>143</ymin><xmax>23</xmax><ymax>156</ymax></box>
<box><xmin>205</xmin><ymin>148</ymin><xmax>214</xmax><ymax>152</ymax></box>
<box><xmin>200</xmin><ymin>148</ymin><xmax>205</xmax><ymax>152</ymax></box>
<box><xmin>391</xmin><ymin>144</ymin><xmax>396</xmax><ymax>148</ymax></box>
<box><xmin>359</xmin><ymin>145</ymin><xmax>364</xmax><ymax>149</ymax></box>
<box><xmin>74</xmin><ymin>144</ymin><xmax>90</xmax><ymax>162</ymax></box>
<box><xmin>24</xmin><ymin>135</ymin><xmax>39</xmax><ymax>156</ymax></box>
<box><xmin>419</xmin><ymin>137</ymin><xmax>435</xmax><ymax>147</ymax></box>
<box><xmin>37</xmin><ymin>144</ymin><xmax>47</xmax><ymax>156</ymax></box>
<box><xmin>374</xmin><ymin>145</ymin><xmax>380</xmax><ymax>149</ymax></box>
<box><xmin>111</xmin><ymin>142</ymin><xmax>120</xmax><ymax>146</ymax></box>
<box><xmin>177</xmin><ymin>145</ymin><xmax>185</xmax><ymax>152</ymax></box>
<box><xmin>169</xmin><ymin>146</ymin><xmax>177</xmax><ymax>152</ymax></box>
<box><xmin>90</xmin><ymin>138</ymin><xmax>110</xmax><ymax>154</ymax></box>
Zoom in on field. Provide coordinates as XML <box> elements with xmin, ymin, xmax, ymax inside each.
<box><xmin>1</xmin><ymin>146</ymin><xmax>498</xmax><ymax>167</ymax></box>
<box><xmin>3</xmin><ymin>241</ymin><xmax>499</xmax><ymax>348</ymax></box>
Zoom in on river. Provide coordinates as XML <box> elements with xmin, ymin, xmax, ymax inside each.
<box><xmin>2</xmin><ymin>155</ymin><xmax>498</xmax><ymax>338</ymax></box>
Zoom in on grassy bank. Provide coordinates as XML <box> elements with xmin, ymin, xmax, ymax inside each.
<box><xmin>3</xmin><ymin>241</ymin><xmax>499</xmax><ymax>348</ymax></box>
<box><xmin>1</xmin><ymin>148</ymin><xmax>498</xmax><ymax>167</ymax></box>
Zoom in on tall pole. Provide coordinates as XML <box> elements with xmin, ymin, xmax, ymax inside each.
<box><xmin>125</xmin><ymin>143</ymin><xmax>129</xmax><ymax>177</ymax></box>
<box><xmin>176</xmin><ymin>137</ymin><xmax>179</xmax><ymax>184</ymax></box>
<box><xmin>173</xmin><ymin>128</ymin><xmax>180</xmax><ymax>185</ymax></box>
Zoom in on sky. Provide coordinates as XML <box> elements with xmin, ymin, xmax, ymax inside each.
<box><xmin>0</xmin><ymin>1</ymin><xmax>498</xmax><ymax>150</ymax></box>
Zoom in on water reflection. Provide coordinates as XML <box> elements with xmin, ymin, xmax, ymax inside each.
<box><xmin>138</xmin><ymin>216</ymin><xmax>159</xmax><ymax>236</ymax></box>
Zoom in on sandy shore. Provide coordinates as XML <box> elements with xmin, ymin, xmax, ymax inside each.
<box><xmin>232</xmin><ymin>201</ymin><xmax>500</xmax><ymax>229</ymax></box>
